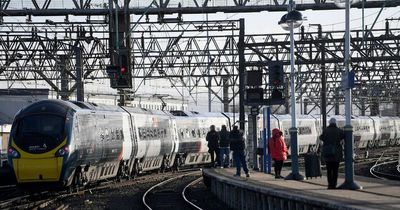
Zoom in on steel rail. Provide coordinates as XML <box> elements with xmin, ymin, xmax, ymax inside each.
<box><xmin>182</xmin><ymin>176</ymin><xmax>203</xmax><ymax>210</ymax></box>
<box><xmin>142</xmin><ymin>170</ymin><xmax>201</xmax><ymax>210</ymax></box>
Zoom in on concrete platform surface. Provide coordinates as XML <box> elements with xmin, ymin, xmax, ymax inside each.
<box><xmin>203</xmin><ymin>167</ymin><xmax>400</xmax><ymax>210</ymax></box>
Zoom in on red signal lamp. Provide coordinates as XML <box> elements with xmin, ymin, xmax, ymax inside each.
<box><xmin>273</xmin><ymin>80</ymin><xmax>281</xmax><ymax>86</ymax></box>
<box><xmin>120</xmin><ymin>66</ymin><xmax>127</xmax><ymax>74</ymax></box>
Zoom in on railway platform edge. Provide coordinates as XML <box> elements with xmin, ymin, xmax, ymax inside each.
<box><xmin>203</xmin><ymin>168</ymin><xmax>400</xmax><ymax>210</ymax></box>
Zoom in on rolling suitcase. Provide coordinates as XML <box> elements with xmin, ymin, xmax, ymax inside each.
<box><xmin>304</xmin><ymin>152</ymin><xmax>322</xmax><ymax>179</ymax></box>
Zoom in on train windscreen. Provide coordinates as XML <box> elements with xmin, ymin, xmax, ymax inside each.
<box><xmin>13</xmin><ymin>114</ymin><xmax>65</xmax><ymax>154</ymax></box>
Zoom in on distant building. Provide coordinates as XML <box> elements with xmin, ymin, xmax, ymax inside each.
<box><xmin>0</xmin><ymin>89</ymin><xmax>49</xmax><ymax>124</ymax></box>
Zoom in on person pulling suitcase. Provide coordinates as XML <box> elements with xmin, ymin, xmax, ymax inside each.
<box><xmin>319</xmin><ymin>118</ymin><xmax>345</xmax><ymax>189</ymax></box>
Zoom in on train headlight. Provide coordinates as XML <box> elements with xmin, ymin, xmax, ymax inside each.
<box><xmin>7</xmin><ymin>146</ymin><xmax>20</xmax><ymax>158</ymax></box>
<box><xmin>55</xmin><ymin>146</ymin><xmax>69</xmax><ymax>157</ymax></box>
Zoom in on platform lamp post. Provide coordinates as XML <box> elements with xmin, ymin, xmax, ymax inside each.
<box><xmin>279</xmin><ymin>0</ymin><xmax>305</xmax><ymax>180</ymax></box>
<box><xmin>336</xmin><ymin>0</ymin><xmax>362</xmax><ymax>190</ymax></box>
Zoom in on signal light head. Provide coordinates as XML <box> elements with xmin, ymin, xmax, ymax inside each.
<box><xmin>273</xmin><ymin>80</ymin><xmax>281</xmax><ymax>86</ymax></box>
<box><xmin>120</xmin><ymin>66</ymin><xmax>127</xmax><ymax>74</ymax></box>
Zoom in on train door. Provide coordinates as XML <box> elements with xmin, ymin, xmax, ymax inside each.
<box><xmin>98</xmin><ymin>113</ymin><xmax>107</xmax><ymax>162</ymax></box>
<box><xmin>129</xmin><ymin>115</ymin><xmax>138</xmax><ymax>159</ymax></box>
<box><xmin>121</xmin><ymin>113</ymin><xmax>133</xmax><ymax>161</ymax></box>
<box><xmin>171</xmin><ymin>118</ymin><xmax>179</xmax><ymax>154</ymax></box>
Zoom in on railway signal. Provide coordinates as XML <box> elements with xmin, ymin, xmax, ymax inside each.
<box><xmin>268</xmin><ymin>61</ymin><xmax>284</xmax><ymax>87</ymax></box>
<box><xmin>268</xmin><ymin>61</ymin><xmax>285</xmax><ymax>104</ymax></box>
<box><xmin>106</xmin><ymin>48</ymin><xmax>132</xmax><ymax>89</ymax></box>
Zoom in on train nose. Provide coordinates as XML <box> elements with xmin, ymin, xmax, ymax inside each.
<box><xmin>13</xmin><ymin>157</ymin><xmax>63</xmax><ymax>182</ymax></box>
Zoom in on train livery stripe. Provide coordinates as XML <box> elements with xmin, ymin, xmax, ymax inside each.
<box><xmin>11</xmin><ymin>138</ymin><xmax>67</xmax><ymax>182</ymax></box>
<box><xmin>11</xmin><ymin>138</ymin><xmax>67</xmax><ymax>159</ymax></box>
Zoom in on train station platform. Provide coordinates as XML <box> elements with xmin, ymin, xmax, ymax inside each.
<box><xmin>203</xmin><ymin>168</ymin><xmax>400</xmax><ymax>210</ymax></box>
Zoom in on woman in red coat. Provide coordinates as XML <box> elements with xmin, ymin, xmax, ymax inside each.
<box><xmin>268</xmin><ymin>128</ymin><xmax>288</xmax><ymax>179</ymax></box>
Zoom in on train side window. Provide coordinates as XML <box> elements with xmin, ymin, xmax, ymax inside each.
<box><xmin>105</xmin><ymin>128</ymin><xmax>109</xmax><ymax>141</ymax></box>
<box><xmin>180</xmin><ymin>129</ymin><xmax>184</xmax><ymax>138</ymax></box>
<box><xmin>111</xmin><ymin>129</ymin><xmax>115</xmax><ymax>140</ymax></box>
<box><xmin>147</xmin><ymin>128</ymin><xmax>151</xmax><ymax>139</ymax></box>
<box><xmin>115</xmin><ymin>129</ymin><xmax>119</xmax><ymax>140</ymax></box>
<box><xmin>120</xmin><ymin>130</ymin><xmax>124</xmax><ymax>140</ymax></box>
<box><xmin>142</xmin><ymin>129</ymin><xmax>146</xmax><ymax>140</ymax></box>
<box><xmin>149</xmin><ymin>128</ymin><xmax>153</xmax><ymax>139</ymax></box>
<box><xmin>197</xmin><ymin>129</ymin><xmax>201</xmax><ymax>138</ymax></box>
<box><xmin>192</xmin><ymin>129</ymin><xmax>196</xmax><ymax>138</ymax></box>
<box><xmin>186</xmin><ymin>128</ymin><xmax>189</xmax><ymax>137</ymax></box>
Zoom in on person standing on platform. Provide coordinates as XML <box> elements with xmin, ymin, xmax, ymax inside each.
<box><xmin>219</xmin><ymin>125</ymin><xmax>230</xmax><ymax>168</ymax></box>
<box><xmin>229</xmin><ymin>125</ymin><xmax>250</xmax><ymax>177</ymax></box>
<box><xmin>268</xmin><ymin>128</ymin><xmax>287</xmax><ymax>179</ymax></box>
<box><xmin>319</xmin><ymin>117</ymin><xmax>345</xmax><ymax>189</ymax></box>
<box><xmin>206</xmin><ymin>125</ymin><xmax>220</xmax><ymax>167</ymax></box>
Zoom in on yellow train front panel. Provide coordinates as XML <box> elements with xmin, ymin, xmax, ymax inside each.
<box><xmin>11</xmin><ymin>140</ymin><xmax>65</xmax><ymax>183</ymax></box>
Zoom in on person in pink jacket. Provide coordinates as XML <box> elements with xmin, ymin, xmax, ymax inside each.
<box><xmin>268</xmin><ymin>128</ymin><xmax>288</xmax><ymax>179</ymax></box>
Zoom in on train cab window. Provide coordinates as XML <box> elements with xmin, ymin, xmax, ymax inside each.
<box><xmin>14</xmin><ymin>114</ymin><xmax>65</xmax><ymax>154</ymax></box>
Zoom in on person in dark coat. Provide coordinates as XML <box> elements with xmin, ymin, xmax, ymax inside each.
<box><xmin>206</xmin><ymin>125</ymin><xmax>220</xmax><ymax>167</ymax></box>
<box><xmin>218</xmin><ymin>125</ymin><xmax>230</xmax><ymax>168</ymax></box>
<box><xmin>268</xmin><ymin>128</ymin><xmax>287</xmax><ymax>179</ymax></box>
<box><xmin>229</xmin><ymin>126</ymin><xmax>249</xmax><ymax>177</ymax></box>
<box><xmin>319</xmin><ymin>117</ymin><xmax>345</xmax><ymax>189</ymax></box>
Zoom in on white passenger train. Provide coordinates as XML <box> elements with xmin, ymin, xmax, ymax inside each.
<box><xmin>6</xmin><ymin>99</ymin><xmax>400</xmax><ymax>189</ymax></box>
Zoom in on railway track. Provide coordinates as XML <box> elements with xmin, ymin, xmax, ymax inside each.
<box><xmin>182</xmin><ymin>177</ymin><xmax>204</xmax><ymax>210</ymax></box>
<box><xmin>0</xmin><ymin>178</ymin><xmax>122</xmax><ymax>210</ymax></box>
<box><xmin>143</xmin><ymin>170</ymin><xmax>203</xmax><ymax>210</ymax></box>
<box><xmin>0</xmin><ymin>168</ymin><xmax>205</xmax><ymax>209</ymax></box>
<box><xmin>0</xmin><ymin>190</ymin><xmax>54</xmax><ymax>210</ymax></box>
<box><xmin>369</xmin><ymin>149</ymin><xmax>400</xmax><ymax>180</ymax></box>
